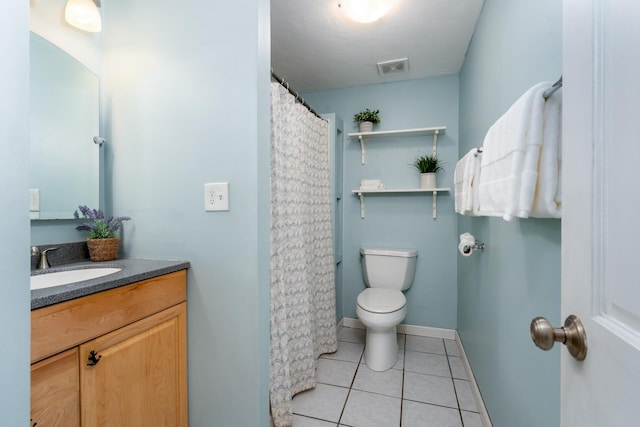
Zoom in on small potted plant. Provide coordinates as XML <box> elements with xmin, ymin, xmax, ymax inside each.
<box><xmin>411</xmin><ymin>154</ymin><xmax>445</xmax><ymax>189</ymax></box>
<box><xmin>74</xmin><ymin>205</ymin><xmax>131</xmax><ymax>262</ymax></box>
<box><xmin>354</xmin><ymin>108</ymin><xmax>381</xmax><ymax>132</ymax></box>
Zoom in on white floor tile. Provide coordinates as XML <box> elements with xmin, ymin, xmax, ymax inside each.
<box><xmin>449</xmin><ymin>356</ymin><xmax>468</xmax><ymax>379</ymax></box>
<box><xmin>444</xmin><ymin>339</ymin><xmax>460</xmax><ymax>356</ymax></box>
<box><xmin>293</xmin><ymin>414</ymin><xmax>338</xmax><ymax>426</ymax></box>
<box><xmin>338</xmin><ymin>327</ymin><xmax>366</xmax><ymax>344</ymax></box>
<box><xmin>404</xmin><ymin>372</ymin><xmax>458</xmax><ymax>408</ymax></box>
<box><xmin>461</xmin><ymin>410</ymin><xmax>483</xmax><ymax>427</ymax></box>
<box><xmin>321</xmin><ymin>341</ymin><xmax>365</xmax><ymax>363</ymax></box>
<box><xmin>402</xmin><ymin>400</ymin><xmax>462</xmax><ymax>427</ymax></box>
<box><xmin>393</xmin><ymin>349</ymin><xmax>404</xmax><ymax>370</ymax></box>
<box><xmin>397</xmin><ymin>333</ymin><xmax>406</xmax><ymax>350</ymax></box>
<box><xmin>405</xmin><ymin>335</ymin><xmax>446</xmax><ymax>355</ymax></box>
<box><xmin>293</xmin><ymin>332</ymin><xmax>483</xmax><ymax>427</ymax></box>
<box><xmin>292</xmin><ymin>383</ymin><xmax>349</xmax><ymax>423</ymax></box>
<box><xmin>454</xmin><ymin>379</ymin><xmax>478</xmax><ymax>412</ymax></box>
<box><xmin>362</xmin><ymin>349</ymin><xmax>404</xmax><ymax>371</ymax></box>
<box><xmin>340</xmin><ymin>390</ymin><xmax>401</xmax><ymax>427</ymax></box>
<box><xmin>352</xmin><ymin>364</ymin><xmax>403</xmax><ymax>398</ymax></box>
<box><xmin>405</xmin><ymin>350</ymin><xmax>451</xmax><ymax>377</ymax></box>
<box><xmin>316</xmin><ymin>358</ymin><xmax>358</xmax><ymax>388</ymax></box>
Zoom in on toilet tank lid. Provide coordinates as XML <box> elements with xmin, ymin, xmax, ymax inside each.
<box><xmin>360</xmin><ymin>248</ymin><xmax>417</xmax><ymax>258</ymax></box>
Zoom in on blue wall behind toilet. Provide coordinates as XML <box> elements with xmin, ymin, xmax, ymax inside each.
<box><xmin>305</xmin><ymin>75</ymin><xmax>459</xmax><ymax>329</ymax></box>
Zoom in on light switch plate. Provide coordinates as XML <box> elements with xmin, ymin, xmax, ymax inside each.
<box><xmin>204</xmin><ymin>182</ymin><xmax>229</xmax><ymax>211</ymax></box>
<box><xmin>30</xmin><ymin>189</ymin><xmax>40</xmax><ymax>211</ymax></box>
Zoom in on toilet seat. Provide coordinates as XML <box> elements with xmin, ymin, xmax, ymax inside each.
<box><xmin>357</xmin><ymin>288</ymin><xmax>406</xmax><ymax>314</ymax></box>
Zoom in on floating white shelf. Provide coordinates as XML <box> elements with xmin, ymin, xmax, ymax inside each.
<box><xmin>352</xmin><ymin>188</ymin><xmax>451</xmax><ymax>219</ymax></box>
<box><xmin>348</xmin><ymin>126</ymin><xmax>447</xmax><ymax>164</ymax></box>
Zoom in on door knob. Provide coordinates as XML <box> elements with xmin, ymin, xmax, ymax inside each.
<box><xmin>530</xmin><ymin>314</ymin><xmax>587</xmax><ymax>361</ymax></box>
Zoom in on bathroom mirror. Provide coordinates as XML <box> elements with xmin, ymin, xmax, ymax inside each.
<box><xmin>29</xmin><ymin>31</ymin><xmax>100</xmax><ymax>220</ymax></box>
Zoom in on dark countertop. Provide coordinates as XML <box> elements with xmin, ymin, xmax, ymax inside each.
<box><xmin>31</xmin><ymin>258</ymin><xmax>190</xmax><ymax>310</ymax></box>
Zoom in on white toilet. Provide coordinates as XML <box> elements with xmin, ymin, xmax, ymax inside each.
<box><xmin>356</xmin><ymin>247</ymin><xmax>417</xmax><ymax>371</ymax></box>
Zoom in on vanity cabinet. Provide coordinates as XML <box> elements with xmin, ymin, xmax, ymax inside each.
<box><xmin>30</xmin><ymin>270</ymin><xmax>188</xmax><ymax>427</ymax></box>
<box><xmin>31</xmin><ymin>348</ymin><xmax>80</xmax><ymax>427</ymax></box>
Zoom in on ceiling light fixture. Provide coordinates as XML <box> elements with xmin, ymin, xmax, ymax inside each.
<box><xmin>65</xmin><ymin>0</ymin><xmax>102</xmax><ymax>33</ymax></box>
<box><xmin>338</xmin><ymin>0</ymin><xmax>395</xmax><ymax>24</ymax></box>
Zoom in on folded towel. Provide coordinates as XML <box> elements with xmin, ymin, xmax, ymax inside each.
<box><xmin>360</xmin><ymin>179</ymin><xmax>385</xmax><ymax>190</ymax></box>
<box><xmin>477</xmin><ymin>82</ymin><xmax>550</xmax><ymax>220</ymax></box>
<box><xmin>530</xmin><ymin>88</ymin><xmax>562</xmax><ymax>218</ymax></box>
<box><xmin>454</xmin><ymin>149</ymin><xmax>481</xmax><ymax>215</ymax></box>
<box><xmin>454</xmin><ymin>151</ymin><xmax>470</xmax><ymax>214</ymax></box>
<box><xmin>515</xmin><ymin>83</ymin><xmax>548</xmax><ymax>218</ymax></box>
<box><xmin>471</xmin><ymin>151</ymin><xmax>482</xmax><ymax>216</ymax></box>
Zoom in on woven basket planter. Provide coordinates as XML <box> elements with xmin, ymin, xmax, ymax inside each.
<box><xmin>86</xmin><ymin>237</ymin><xmax>120</xmax><ymax>262</ymax></box>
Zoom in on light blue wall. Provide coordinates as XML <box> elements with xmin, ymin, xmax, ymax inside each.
<box><xmin>103</xmin><ymin>0</ymin><xmax>271</xmax><ymax>426</ymax></box>
<box><xmin>31</xmin><ymin>220</ymin><xmax>83</xmax><ymax>245</ymax></box>
<box><xmin>305</xmin><ymin>76</ymin><xmax>459</xmax><ymax>329</ymax></box>
<box><xmin>0</xmin><ymin>0</ymin><xmax>31</xmax><ymax>424</ymax></box>
<box><xmin>458</xmin><ymin>0</ymin><xmax>562</xmax><ymax>426</ymax></box>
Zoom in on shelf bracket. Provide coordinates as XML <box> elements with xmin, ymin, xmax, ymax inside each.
<box><xmin>359</xmin><ymin>135</ymin><xmax>366</xmax><ymax>164</ymax></box>
<box><xmin>358</xmin><ymin>192</ymin><xmax>365</xmax><ymax>218</ymax></box>
<box><xmin>432</xmin><ymin>130</ymin><xmax>439</xmax><ymax>156</ymax></box>
<box><xmin>432</xmin><ymin>191</ymin><xmax>438</xmax><ymax>219</ymax></box>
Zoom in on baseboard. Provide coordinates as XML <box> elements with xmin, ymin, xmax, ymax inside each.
<box><xmin>341</xmin><ymin>317</ymin><xmax>491</xmax><ymax>427</ymax></box>
<box><xmin>455</xmin><ymin>331</ymin><xmax>493</xmax><ymax>427</ymax></box>
<box><xmin>341</xmin><ymin>317</ymin><xmax>456</xmax><ymax>340</ymax></box>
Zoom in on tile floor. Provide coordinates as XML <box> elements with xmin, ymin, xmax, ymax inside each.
<box><xmin>291</xmin><ymin>327</ymin><xmax>484</xmax><ymax>427</ymax></box>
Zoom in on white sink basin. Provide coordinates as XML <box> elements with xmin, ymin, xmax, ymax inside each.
<box><xmin>31</xmin><ymin>268</ymin><xmax>122</xmax><ymax>290</ymax></box>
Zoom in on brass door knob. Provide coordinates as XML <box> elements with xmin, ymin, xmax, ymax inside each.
<box><xmin>530</xmin><ymin>315</ymin><xmax>587</xmax><ymax>361</ymax></box>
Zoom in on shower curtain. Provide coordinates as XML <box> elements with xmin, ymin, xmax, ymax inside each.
<box><xmin>269</xmin><ymin>82</ymin><xmax>338</xmax><ymax>427</ymax></box>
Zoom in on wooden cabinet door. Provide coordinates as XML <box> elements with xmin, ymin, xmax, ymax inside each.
<box><xmin>80</xmin><ymin>303</ymin><xmax>188</xmax><ymax>427</ymax></box>
<box><xmin>31</xmin><ymin>348</ymin><xmax>80</xmax><ymax>427</ymax></box>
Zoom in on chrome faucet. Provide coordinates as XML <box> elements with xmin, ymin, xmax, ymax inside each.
<box><xmin>31</xmin><ymin>246</ymin><xmax>59</xmax><ymax>269</ymax></box>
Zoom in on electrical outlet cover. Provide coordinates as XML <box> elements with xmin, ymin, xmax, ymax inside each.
<box><xmin>204</xmin><ymin>182</ymin><xmax>229</xmax><ymax>211</ymax></box>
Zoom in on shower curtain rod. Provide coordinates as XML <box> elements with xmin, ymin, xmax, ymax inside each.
<box><xmin>271</xmin><ymin>69</ymin><xmax>324</xmax><ymax>120</ymax></box>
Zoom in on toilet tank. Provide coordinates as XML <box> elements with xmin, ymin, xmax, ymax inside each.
<box><xmin>360</xmin><ymin>248</ymin><xmax>418</xmax><ymax>291</ymax></box>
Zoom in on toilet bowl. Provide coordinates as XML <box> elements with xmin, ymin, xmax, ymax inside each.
<box><xmin>357</xmin><ymin>248</ymin><xmax>417</xmax><ymax>371</ymax></box>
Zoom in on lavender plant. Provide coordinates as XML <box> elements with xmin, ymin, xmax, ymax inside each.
<box><xmin>74</xmin><ymin>205</ymin><xmax>131</xmax><ymax>239</ymax></box>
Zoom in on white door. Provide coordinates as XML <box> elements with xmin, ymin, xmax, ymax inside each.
<box><xmin>561</xmin><ymin>0</ymin><xmax>640</xmax><ymax>425</ymax></box>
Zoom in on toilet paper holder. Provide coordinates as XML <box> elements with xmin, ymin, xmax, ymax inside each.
<box><xmin>462</xmin><ymin>240</ymin><xmax>485</xmax><ymax>255</ymax></box>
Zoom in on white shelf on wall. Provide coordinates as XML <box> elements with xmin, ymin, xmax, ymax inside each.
<box><xmin>352</xmin><ymin>188</ymin><xmax>451</xmax><ymax>219</ymax></box>
<box><xmin>348</xmin><ymin>126</ymin><xmax>447</xmax><ymax>164</ymax></box>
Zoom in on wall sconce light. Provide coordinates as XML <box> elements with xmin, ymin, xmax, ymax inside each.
<box><xmin>65</xmin><ymin>0</ymin><xmax>102</xmax><ymax>33</ymax></box>
<box><xmin>338</xmin><ymin>0</ymin><xmax>395</xmax><ymax>24</ymax></box>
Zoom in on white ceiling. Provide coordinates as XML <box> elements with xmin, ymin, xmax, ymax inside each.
<box><xmin>271</xmin><ymin>0</ymin><xmax>485</xmax><ymax>93</ymax></box>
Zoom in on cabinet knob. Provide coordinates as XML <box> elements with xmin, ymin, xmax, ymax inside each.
<box><xmin>87</xmin><ymin>350</ymin><xmax>102</xmax><ymax>366</ymax></box>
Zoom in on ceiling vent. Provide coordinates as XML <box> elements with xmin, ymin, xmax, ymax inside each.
<box><xmin>376</xmin><ymin>58</ymin><xmax>409</xmax><ymax>76</ymax></box>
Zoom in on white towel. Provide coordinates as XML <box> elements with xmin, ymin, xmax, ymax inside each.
<box><xmin>454</xmin><ymin>149</ymin><xmax>481</xmax><ymax>215</ymax></box>
<box><xmin>530</xmin><ymin>89</ymin><xmax>562</xmax><ymax>218</ymax></box>
<box><xmin>454</xmin><ymin>151</ymin><xmax>470</xmax><ymax>214</ymax></box>
<box><xmin>515</xmin><ymin>83</ymin><xmax>547</xmax><ymax>218</ymax></box>
<box><xmin>477</xmin><ymin>82</ymin><xmax>550</xmax><ymax>220</ymax></box>
<box><xmin>471</xmin><ymin>151</ymin><xmax>482</xmax><ymax>216</ymax></box>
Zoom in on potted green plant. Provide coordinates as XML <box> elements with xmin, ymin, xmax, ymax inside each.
<box><xmin>353</xmin><ymin>108</ymin><xmax>380</xmax><ymax>132</ymax></box>
<box><xmin>74</xmin><ymin>205</ymin><xmax>131</xmax><ymax>262</ymax></box>
<box><xmin>411</xmin><ymin>154</ymin><xmax>445</xmax><ymax>189</ymax></box>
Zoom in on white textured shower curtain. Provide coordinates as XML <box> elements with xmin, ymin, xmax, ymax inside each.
<box><xmin>269</xmin><ymin>82</ymin><xmax>338</xmax><ymax>427</ymax></box>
